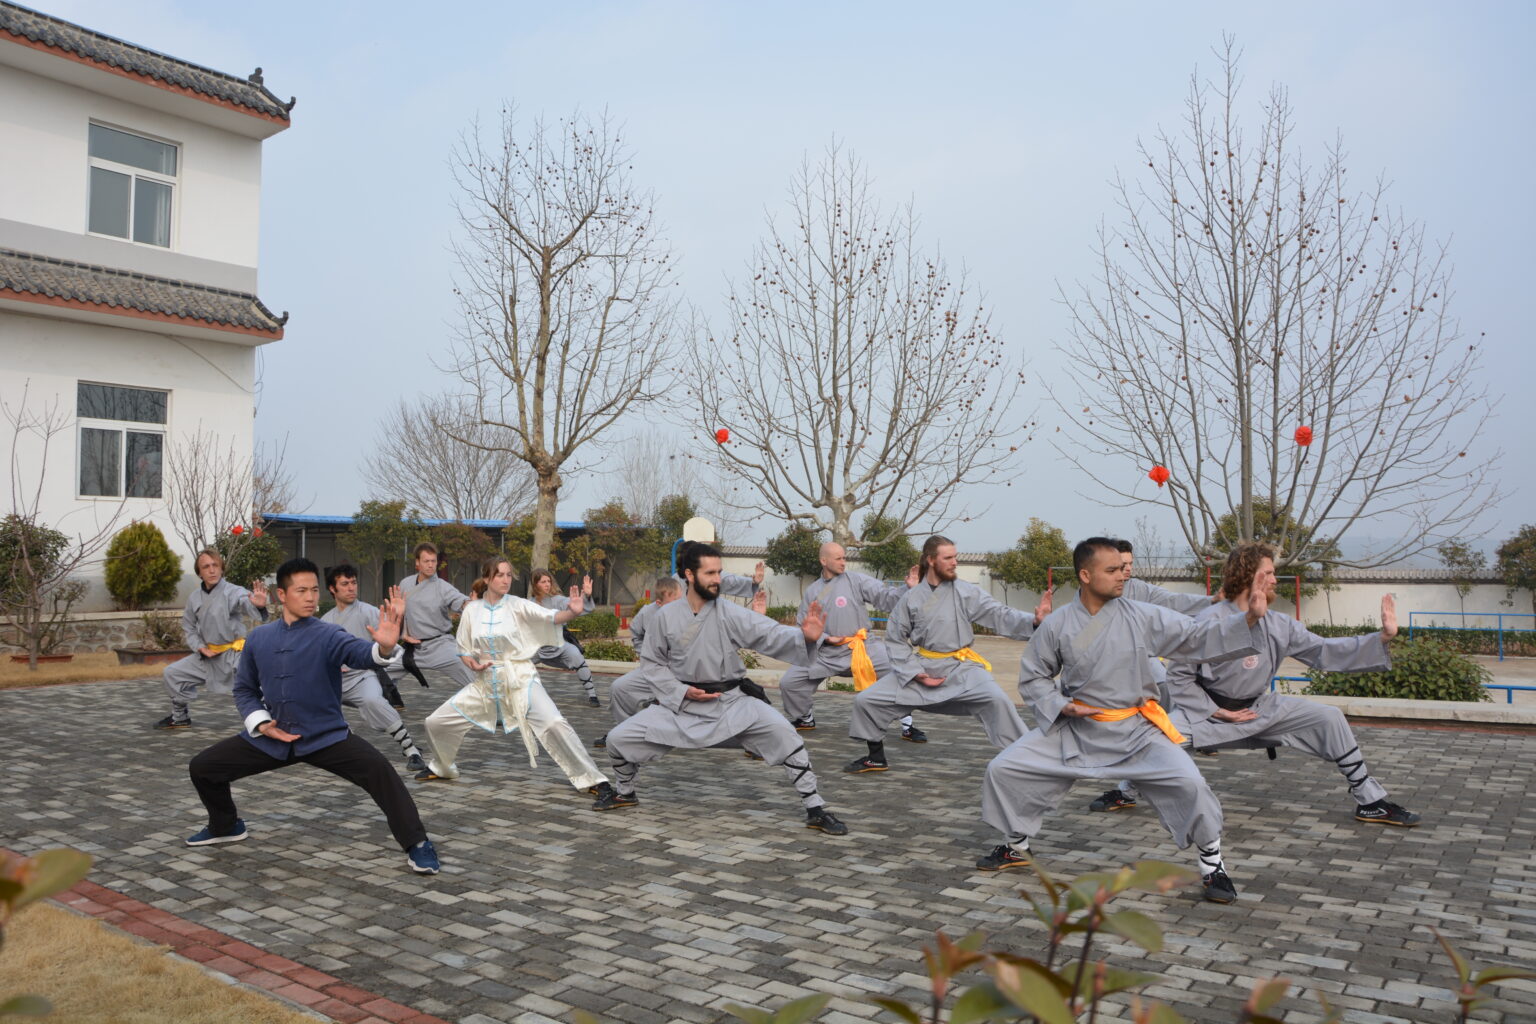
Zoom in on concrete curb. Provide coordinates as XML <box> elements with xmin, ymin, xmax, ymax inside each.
<box><xmin>585</xmin><ymin>660</ymin><xmax>1536</xmax><ymax>728</ymax></box>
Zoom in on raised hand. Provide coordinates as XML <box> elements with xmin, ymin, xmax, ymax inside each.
<box><xmin>568</xmin><ymin>585</ymin><xmax>585</xmax><ymax>616</ymax></box>
<box><xmin>802</xmin><ymin>599</ymin><xmax>826</xmax><ymax>642</ymax></box>
<box><xmin>753</xmin><ymin>561</ymin><xmax>767</xmax><ymax>585</ymax></box>
<box><xmin>905</xmin><ymin>564</ymin><xmax>920</xmax><ymax>588</ymax></box>
<box><xmin>1034</xmin><ymin>586</ymin><xmax>1054</xmax><ymax>624</ymax></box>
<box><xmin>750</xmin><ymin>589</ymin><xmax>768</xmax><ymax>615</ymax></box>
<box><xmin>1381</xmin><ymin>593</ymin><xmax>1398</xmax><ymax>638</ymax></box>
<box><xmin>249</xmin><ymin>579</ymin><xmax>268</xmax><ymax>608</ymax></box>
<box><xmin>581</xmin><ymin>575</ymin><xmax>593</xmax><ymax>597</ymax></box>
<box><xmin>368</xmin><ymin>591</ymin><xmax>404</xmax><ymax>652</ymax></box>
<box><xmin>1245</xmin><ymin>578</ymin><xmax>1269</xmax><ymax>626</ymax></box>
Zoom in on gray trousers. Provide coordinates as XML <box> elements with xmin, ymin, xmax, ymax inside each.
<box><xmin>849</xmin><ymin>664</ymin><xmax>1024</xmax><ymax>748</ymax></box>
<box><xmin>163</xmin><ymin>649</ymin><xmax>240</xmax><ymax>715</ymax></box>
<box><xmin>983</xmin><ymin>728</ymin><xmax>1224</xmax><ymax>850</ymax></box>
<box><xmin>406</xmin><ymin>635</ymin><xmax>474</xmax><ymax>689</ymax></box>
<box><xmin>340</xmin><ymin>670</ymin><xmax>419</xmax><ymax>760</ymax></box>
<box><xmin>1191</xmin><ymin>695</ymin><xmax>1388</xmax><ymax>805</ymax></box>
<box><xmin>536</xmin><ymin>642</ymin><xmax>597</xmax><ymax>699</ymax></box>
<box><xmin>607</xmin><ymin>690</ymin><xmax>825</xmax><ymax>809</ymax></box>
<box><xmin>609</xmin><ymin>668</ymin><xmax>655</xmax><ymax>724</ymax></box>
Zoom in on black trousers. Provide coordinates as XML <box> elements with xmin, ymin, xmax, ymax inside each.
<box><xmin>188</xmin><ymin>733</ymin><xmax>428</xmax><ymax>851</ymax></box>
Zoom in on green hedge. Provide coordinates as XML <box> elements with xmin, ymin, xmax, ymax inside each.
<box><xmin>765</xmin><ymin>604</ymin><xmax>799</xmax><ymax>625</ymax></box>
<box><xmin>1304</xmin><ymin>638</ymin><xmax>1492</xmax><ymax>702</ymax></box>
<box><xmin>582</xmin><ymin>638</ymin><xmax>637</xmax><ymax>662</ymax></box>
<box><xmin>567</xmin><ymin>609</ymin><xmax>620</xmax><ymax>640</ymax></box>
<box><xmin>1305</xmin><ymin>621</ymin><xmax>1534</xmax><ymax>656</ymax></box>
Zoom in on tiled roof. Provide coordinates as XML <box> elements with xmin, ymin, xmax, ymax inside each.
<box><xmin>0</xmin><ymin>2</ymin><xmax>292</xmax><ymax>122</ymax></box>
<box><xmin>0</xmin><ymin>248</ymin><xmax>286</xmax><ymax>335</ymax></box>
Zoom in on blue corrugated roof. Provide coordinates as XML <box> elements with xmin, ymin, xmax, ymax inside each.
<box><xmin>261</xmin><ymin>512</ymin><xmax>585</xmax><ymax>530</ymax></box>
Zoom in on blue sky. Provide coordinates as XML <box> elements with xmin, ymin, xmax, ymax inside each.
<box><xmin>44</xmin><ymin>0</ymin><xmax>1536</xmax><ymax>559</ymax></box>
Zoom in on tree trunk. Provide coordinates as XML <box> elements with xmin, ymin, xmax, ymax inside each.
<box><xmin>531</xmin><ymin>469</ymin><xmax>561</xmax><ymax>572</ymax></box>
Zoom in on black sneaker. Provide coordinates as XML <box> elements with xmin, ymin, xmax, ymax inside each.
<box><xmin>805</xmin><ymin>808</ymin><xmax>849</xmax><ymax>836</ymax></box>
<box><xmin>743</xmin><ymin>749</ymin><xmax>765</xmax><ymax>760</ymax></box>
<box><xmin>1088</xmin><ymin>788</ymin><xmax>1137</xmax><ymax>813</ymax></box>
<box><xmin>843</xmin><ymin>756</ymin><xmax>889</xmax><ymax>774</ymax></box>
<box><xmin>1354</xmin><ymin>800</ymin><xmax>1421</xmax><ymax>827</ymax></box>
<box><xmin>405</xmin><ymin>753</ymin><xmax>428</xmax><ymax>774</ymax></box>
<box><xmin>900</xmin><ymin>724</ymin><xmax>928</xmax><ymax>743</ymax></box>
<box><xmin>592</xmin><ymin>733</ymin><xmax>607</xmax><ymax>749</ymax></box>
<box><xmin>588</xmin><ymin>695</ymin><xmax>601</xmax><ymax>707</ymax></box>
<box><xmin>153</xmin><ymin>715</ymin><xmax>191</xmax><ymax>730</ymax></box>
<box><xmin>1194</xmin><ymin>747</ymin><xmax>1221</xmax><ymax>757</ymax></box>
<box><xmin>976</xmin><ymin>844</ymin><xmax>1030</xmax><ymax>871</ymax></box>
<box><xmin>1201</xmin><ymin>867</ymin><xmax>1238</xmax><ymax>903</ymax></box>
<box><xmin>592</xmin><ymin>785</ymin><xmax>638</xmax><ymax>811</ymax></box>
<box><xmin>791</xmin><ymin>715</ymin><xmax>816</xmax><ymax>731</ymax></box>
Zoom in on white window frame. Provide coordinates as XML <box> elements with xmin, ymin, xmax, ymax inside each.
<box><xmin>85</xmin><ymin>121</ymin><xmax>180</xmax><ymax>250</ymax></box>
<box><xmin>75</xmin><ymin>382</ymin><xmax>169</xmax><ymax>501</ymax></box>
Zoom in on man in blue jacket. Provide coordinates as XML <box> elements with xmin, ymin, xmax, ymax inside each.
<box><xmin>184</xmin><ymin>557</ymin><xmax>441</xmax><ymax>875</ymax></box>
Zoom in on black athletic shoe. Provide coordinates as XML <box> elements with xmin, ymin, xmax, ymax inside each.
<box><xmin>791</xmin><ymin>715</ymin><xmax>816</xmax><ymax>731</ymax></box>
<box><xmin>1088</xmin><ymin>788</ymin><xmax>1137</xmax><ymax>813</ymax></box>
<box><xmin>153</xmin><ymin>715</ymin><xmax>191</xmax><ymax>730</ymax></box>
<box><xmin>1354</xmin><ymin>800</ymin><xmax>1421</xmax><ymax>827</ymax></box>
<box><xmin>591</xmin><ymin>784</ymin><xmax>638</xmax><ymax>811</ymax></box>
<box><xmin>843</xmin><ymin>756</ymin><xmax>889</xmax><ymax>774</ymax></box>
<box><xmin>414</xmin><ymin>767</ymin><xmax>453</xmax><ymax>782</ymax></box>
<box><xmin>743</xmin><ymin>749</ymin><xmax>765</xmax><ymax>760</ymax></box>
<box><xmin>405</xmin><ymin>753</ymin><xmax>428</xmax><ymax>774</ymax></box>
<box><xmin>976</xmin><ymin>844</ymin><xmax>1030</xmax><ymax>871</ymax></box>
<box><xmin>1194</xmin><ymin>747</ymin><xmax>1221</xmax><ymax>757</ymax></box>
<box><xmin>592</xmin><ymin>733</ymin><xmax>607</xmax><ymax>749</ymax></box>
<box><xmin>900</xmin><ymin>724</ymin><xmax>928</xmax><ymax>743</ymax></box>
<box><xmin>805</xmin><ymin>808</ymin><xmax>849</xmax><ymax>836</ymax></box>
<box><xmin>588</xmin><ymin>695</ymin><xmax>601</xmax><ymax>707</ymax></box>
<box><xmin>1201</xmin><ymin>867</ymin><xmax>1238</xmax><ymax>903</ymax></box>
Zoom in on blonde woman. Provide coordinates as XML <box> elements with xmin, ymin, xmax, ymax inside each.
<box><xmin>415</xmin><ymin>558</ymin><xmax>617</xmax><ymax>802</ymax></box>
<box><xmin>527</xmin><ymin>568</ymin><xmax>601</xmax><ymax>706</ymax></box>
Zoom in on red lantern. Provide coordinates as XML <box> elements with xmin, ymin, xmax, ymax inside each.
<box><xmin>715</xmin><ymin>428</ymin><xmax>730</xmax><ymax>444</ymax></box>
<box><xmin>230</xmin><ymin>524</ymin><xmax>244</xmax><ymax>535</ymax></box>
<box><xmin>1294</xmin><ymin>426</ymin><xmax>1313</xmax><ymax>447</ymax></box>
<box><xmin>1148</xmin><ymin>465</ymin><xmax>1170</xmax><ymax>488</ymax></box>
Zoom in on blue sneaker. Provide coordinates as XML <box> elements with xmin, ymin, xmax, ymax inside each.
<box><xmin>186</xmin><ymin>819</ymin><xmax>247</xmax><ymax>846</ymax></box>
<box><xmin>407</xmin><ymin>839</ymin><xmax>440</xmax><ymax>875</ymax></box>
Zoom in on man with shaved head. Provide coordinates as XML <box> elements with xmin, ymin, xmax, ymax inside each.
<box><xmin>776</xmin><ymin>542</ymin><xmax>922</xmax><ymax>739</ymax></box>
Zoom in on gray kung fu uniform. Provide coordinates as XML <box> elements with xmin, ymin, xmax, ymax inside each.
<box><xmin>163</xmin><ymin>579</ymin><xmax>265</xmax><ymax>714</ymax></box>
<box><xmin>398</xmin><ymin>573</ymin><xmax>474</xmax><ymax>689</ymax></box>
<box><xmin>981</xmin><ymin>596</ymin><xmax>1261</xmax><ymax>850</ymax></box>
<box><xmin>535</xmin><ymin>594</ymin><xmax>598</xmax><ymax>700</ymax></box>
<box><xmin>609</xmin><ymin>600</ymin><xmax>669</xmax><ymax>724</ymax></box>
<box><xmin>777</xmin><ymin>571</ymin><xmax>907</xmax><ymax>722</ymax></box>
<box><xmin>1167</xmin><ymin>603</ymin><xmax>1394</xmax><ymax>805</ymax></box>
<box><xmin>606</xmin><ymin>598</ymin><xmax>828</xmax><ymax>810</ymax></box>
<box><xmin>848</xmin><ymin>579</ymin><xmax>1033</xmax><ymax>748</ymax></box>
<box><xmin>320</xmin><ymin>602</ymin><xmax>420</xmax><ymax>758</ymax></box>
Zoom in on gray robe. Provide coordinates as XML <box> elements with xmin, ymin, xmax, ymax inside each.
<box><xmin>605</xmin><ymin>598</ymin><xmax>827</xmax><ymax>809</ymax></box>
<box><xmin>1167</xmin><ymin>603</ymin><xmax>1394</xmax><ymax>804</ymax></box>
<box><xmin>609</xmin><ymin>600</ymin><xmax>671</xmax><ymax>723</ymax></box>
<box><xmin>778</xmin><ymin>571</ymin><xmax>906</xmax><ymax>721</ymax></box>
<box><xmin>848</xmin><ymin>578</ymin><xmax>1034</xmax><ymax>747</ymax></box>
<box><xmin>162</xmin><ymin>579</ymin><xmax>264</xmax><ymax>710</ymax></box>
<box><xmin>399</xmin><ymin>573</ymin><xmax>474</xmax><ymax>688</ymax></box>
<box><xmin>981</xmin><ymin>594</ymin><xmax>1261</xmax><ymax>850</ymax></box>
<box><xmin>321</xmin><ymin>601</ymin><xmax>410</xmax><ymax>736</ymax></box>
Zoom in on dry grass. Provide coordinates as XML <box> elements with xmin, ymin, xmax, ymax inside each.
<box><xmin>0</xmin><ymin>903</ymin><xmax>321</xmax><ymax>1024</ymax></box>
<box><xmin>0</xmin><ymin>653</ymin><xmax>157</xmax><ymax>690</ymax></box>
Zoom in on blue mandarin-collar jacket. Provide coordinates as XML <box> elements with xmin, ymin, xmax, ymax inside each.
<box><xmin>233</xmin><ymin>614</ymin><xmax>397</xmax><ymax>759</ymax></box>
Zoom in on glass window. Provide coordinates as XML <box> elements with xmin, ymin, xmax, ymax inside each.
<box><xmin>86</xmin><ymin>124</ymin><xmax>177</xmax><ymax>248</ymax></box>
<box><xmin>79</xmin><ymin>428</ymin><xmax>121</xmax><ymax>497</ymax></box>
<box><xmin>125</xmin><ymin>432</ymin><xmax>163</xmax><ymax>498</ymax></box>
<box><xmin>77</xmin><ymin>383</ymin><xmax>167</xmax><ymax>424</ymax></box>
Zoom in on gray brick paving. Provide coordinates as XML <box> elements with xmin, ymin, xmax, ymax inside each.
<box><xmin>4</xmin><ymin>677</ymin><xmax>1534</xmax><ymax>1023</ymax></box>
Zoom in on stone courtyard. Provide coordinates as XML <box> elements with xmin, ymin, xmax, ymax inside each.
<box><xmin>4</xmin><ymin>674</ymin><xmax>1533</xmax><ymax>1023</ymax></box>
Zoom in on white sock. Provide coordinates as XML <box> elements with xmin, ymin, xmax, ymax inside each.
<box><xmin>900</xmin><ymin>715</ymin><xmax>914</xmax><ymax>728</ymax></box>
<box><xmin>1008</xmin><ymin>835</ymin><xmax>1031</xmax><ymax>856</ymax></box>
<box><xmin>1196</xmin><ymin>838</ymin><xmax>1224</xmax><ymax>876</ymax></box>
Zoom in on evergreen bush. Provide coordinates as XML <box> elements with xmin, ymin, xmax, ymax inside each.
<box><xmin>581</xmin><ymin>639</ymin><xmax>637</xmax><ymax>662</ymax></box>
<box><xmin>1304</xmin><ymin>638</ymin><xmax>1492</xmax><ymax>702</ymax></box>
<box><xmin>567</xmin><ymin>608</ymin><xmax>620</xmax><ymax>640</ymax></box>
<box><xmin>214</xmin><ymin>532</ymin><xmax>283</xmax><ymax>588</ymax></box>
<box><xmin>765</xmin><ymin>604</ymin><xmax>799</xmax><ymax>625</ymax></box>
<box><xmin>103</xmin><ymin>521</ymin><xmax>181</xmax><ymax>609</ymax></box>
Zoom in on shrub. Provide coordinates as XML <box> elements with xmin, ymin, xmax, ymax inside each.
<box><xmin>1304</xmin><ymin>623</ymin><xmax>1382</xmax><ymax>638</ymax></box>
<box><xmin>139</xmin><ymin>612</ymin><xmax>184</xmax><ymax>651</ymax></box>
<box><xmin>103</xmin><ymin>521</ymin><xmax>181</xmax><ymax>609</ymax></box>
<box><xmin>582</xmin><ymin>639</ymin><xmax>637</xmax><ymax>663</ymax></box>
<box><xmin>738</xmin><ymin>649</ymin><xmax>760</xmax><ymax>669</ymax></box>
<box><xmin>765</xmin><ymin>604</ymin><xmax>798</xmax><ymax>625</ymax></box>
<box><xmin>567</xmin><ymin>608</ymin><xmax>620</xmax><ymax>640</ymax></box>
<box><xmin>214</xmin><ymin>532</ymin><xmax>283</xmax><ymax>588</ymax></box>
<box><xmin>1304</xmin><ymin>638</ymin><xmax>1492</xmax><ymax>702</ymax></box>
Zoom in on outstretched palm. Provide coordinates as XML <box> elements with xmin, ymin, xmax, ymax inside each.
<box><xmin>802</xmin><ymin>600</ymin><xmax>826</xmax><ymax>642</ymax></box>
<box><xmin>1381</xmin><ymin>594</ymin><xmax>1398</xmax><ymax>638</ymax></box>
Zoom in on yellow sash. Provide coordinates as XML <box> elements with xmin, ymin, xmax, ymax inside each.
<box><xmin>827</xmin><ymin>629</ymin><xmax>878</xmax><ymax>690</ymax></box>
<box><xmin>205</xmin><ymin>638</ymin><xmax>246</xmax><ymax>655</ymax></box>
<box><xmin>1070</xmin><ymin>698</ymin><xmax>1185</xmax><ymax>745</ymax></box>
<box><xmin>915</xmin><ymin>646</ymin><xmax>993</xmax><ymax>672</ymax></box>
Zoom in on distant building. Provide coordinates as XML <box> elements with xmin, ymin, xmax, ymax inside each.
<box><xmin>0</xmin><ymin>2</ymin><xmax>292</xmax><ymax>608</ymax></box>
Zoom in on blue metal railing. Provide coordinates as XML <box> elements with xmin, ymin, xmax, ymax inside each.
<box><xmin>1407</xmin><ymin>611</ymin><xmax>1536</xmax><ymax>661</ymax></box>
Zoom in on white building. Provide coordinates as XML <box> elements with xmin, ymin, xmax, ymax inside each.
<box><xmin>0</xmin><ymin>2</ymin><xmax>291</xmax><ymax>609</ymax></box>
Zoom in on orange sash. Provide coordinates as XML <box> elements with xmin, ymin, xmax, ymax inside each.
<box><xmin>1070</xmin><ymin>698</ymin><xmax>1185</xmax><ymax>744</ymax></box>
<box><xmin>827</xmin><ymin>629</ymin><xmax>878</xmax><ymax>690</ymax></box>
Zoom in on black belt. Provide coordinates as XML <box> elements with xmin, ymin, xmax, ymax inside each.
<box><xmin>691</xmin><ymin>678</ymin><xmax>771</xmax><ymax>704</ymax></box>
<box><xmin>1205</xmin><ymin>689</ymin><xmax>1258</xmax><ymax>712</ymax></box>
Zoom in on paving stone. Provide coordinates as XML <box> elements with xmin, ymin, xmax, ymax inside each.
<box><xmin>3</xmin><ymin>675</ymin><xmax>1534</xmax><ymax>1023</ymax></box>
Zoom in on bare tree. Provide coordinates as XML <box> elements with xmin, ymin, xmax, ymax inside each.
<box><xmin>696</xmin><ymin>146</ymin><xmax>1030</xmax><ymax>547</ymax></box>
<box><xmin>608</xmin><ymin>428</ymin><xmax>704</xmax><ymax>525</ymax></box>
<box><xmin>163</xmin><ymin>425</ymin><xmax>251</xmax><ymax>560</ymax></box>
<box><xmin>360</xmin><ymin>395</ymin><xmax>536</xmax><ymax>522</ymax></box>
<box><xmin>253</xmin><ymin>437</ymin><xmax>301</xmax><ymax>519</ymax></box>
<box><xmin>444</xmin><ymin>107</ymin><xmax>680</xmax><ymax>568</ymax></box>
<box><xmin>2</xmin><ymin>383</ymin><xmax>124</xmax><ymax>667</ymax></box>
<box><xmin>1056</xmin><ymin>41</ymin><xmax>1499</xmax><ymax>570</ymax></box>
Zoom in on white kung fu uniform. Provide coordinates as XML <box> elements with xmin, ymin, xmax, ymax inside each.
<box><xmin>320</xmin><ymin>601</ymin><xmax>423</xmax><ymax>763</ymax></box>
<box><xmin>848</xmin><ymin>579</ymin><xmax>1033</xmax><ymax>748</ymax></box>
<box><xmin>608</xmin><ymin>601</ymin><xmax>670</xmax><ymax>724</ymax></box>
<box><xmin>777</xmin><ymin>571</ymin><xmax>908</xmax><ymax>722</ymax></box>
<box><xmin>535</xmin><ymin>594</ymin><xmax>599</xmax><ymax>701</ymax></box>
<box><xmin>419</xmin><ymin>595</ymin><xmax>607</xmax><ymax>789</ymax></box>
<box><xmin>981</xmin><ymin>595</ymin><xmax>1261</xmax><ymax>851</ymax></box>
<box><xmin>398</xmin><ymin>573</ymin><xmax>474</xmax><ymax>689</ymax></box>
<box><xmin>1167</xmin><ymin>603</ymin><xmax>1394</xmax><ymax>805</ymax></box>
<box><xmin>605</xmin><ymin>598</ymin><xmax>827</xmax><ymax>810</ymax></box>
<box><xmin>163</xmin><ymin>579</ymin><xmax>266</xmax><ymax>717</ymax></box>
